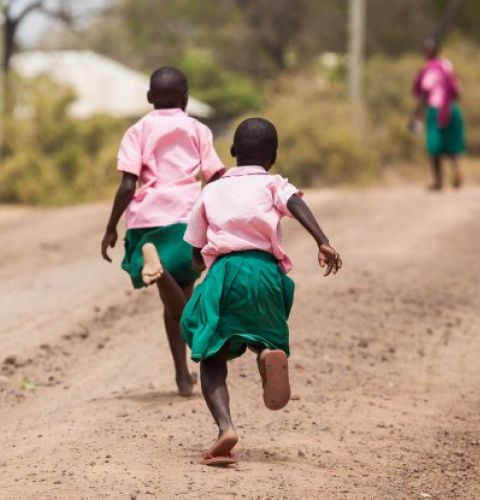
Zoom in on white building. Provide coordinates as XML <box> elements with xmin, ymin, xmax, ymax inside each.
<box><xmin>12</xmin><ymin>50</ymin><xmax>213</xmax><ymax>119</ymax></box>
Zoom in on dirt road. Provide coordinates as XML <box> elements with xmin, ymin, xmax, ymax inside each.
<box><xmin>1</xmin><ymin>187</ymin><xmax>480</xmax><ymax>499</ymax></box>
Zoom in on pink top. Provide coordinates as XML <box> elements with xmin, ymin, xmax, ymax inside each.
<box><xmin>184</xmin><ymin>166</ymin><xmax>302</xmax><ymax>273</ymax></box>
<box><xmin>117</xmin><ymin>108</ymin><xmax>224</xmax><ymax>229</ymax></box>
<box><xmin>413</xmin><ymin>58</ymin><xmax>459</xmax><ymax>128</ymax></box>
<box><xmin>415</xmin><ymin>58</ymin><xmax>455</xmax><ymax>108</ymax></box>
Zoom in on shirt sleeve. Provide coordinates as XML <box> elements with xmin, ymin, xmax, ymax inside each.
<box><xmin>117</xmin><ymin>124</ymin><xmax>142</xmax><ymax>176</ymax></box>
<box><xmin>271</xmin><ymin>176</ymin><xmax>303</xmax><ymax>218</ymax></box>
<box><xmin>196</xmin><ymin>123</ymin><xmax>225</xmax><ymax>182</ymax></box>
<box><xmin>184</xmin><ymin>196</ymin><xmax>209</xmax><ymax>248</ymax></box>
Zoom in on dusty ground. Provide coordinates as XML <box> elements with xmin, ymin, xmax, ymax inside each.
<box><xmin>1</xmin><ymin>186</ymin><xmax>480</xmax><ymax>500</ymax></box>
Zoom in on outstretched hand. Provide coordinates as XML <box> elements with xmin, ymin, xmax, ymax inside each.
<box><xmin>101</xmin><ymin>228</ymin><xmax>118</xmax><ymax>262</ymax></box>
<box><xmin>318</xmin><ymin>243</ymin><xmax>342</xmax><ymax>276</ymax></box>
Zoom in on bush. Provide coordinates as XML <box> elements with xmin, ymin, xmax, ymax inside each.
<box><xmin>217</xmin><ymin>71</ymin><xmax>378</xmax><ymax>186</ymax></box>
<box><xmin>179</xmin><ymin>49</ymin><xmax>263</xmax><ymax>117</ymax></box>
<box><xmin>0</xmin><ymin>75</ymin><xmax>127</xmax><ymax>205</ymax></box>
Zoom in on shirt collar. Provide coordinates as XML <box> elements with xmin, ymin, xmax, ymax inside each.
<box><xmin>150</xmin><ymin>108</ymin><xmax>186</xmax><ymax>117</ymax></box>
<box><xmin>224</xmin><ymin>166</ymin><xmax>268</xmax><ymax>177</ymax></box>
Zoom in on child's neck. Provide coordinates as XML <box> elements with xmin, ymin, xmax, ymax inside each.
<box><xmin>236</xmin><ymin>161</ymin><xmax>269</xmax><ymax>170</ymax></box>
<box><xmin>153</xmin><ymin>104</ymin><xmax>184</xmax><ymax>110</ymax></box>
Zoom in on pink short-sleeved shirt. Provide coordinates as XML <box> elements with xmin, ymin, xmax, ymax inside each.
<box><xmin>418</xmin><ymin>58</ymin><xmax>454</xmax><ymax>108</ymax></box>
<box><xmin>184</xmin><ymin>166</ymin><xmax>302</xmax><ymax>273</ymax></box>
<box><xmin>117</xmin><ymin>108</ymin><xmax>224</xmax><ymax>229</ymax></box>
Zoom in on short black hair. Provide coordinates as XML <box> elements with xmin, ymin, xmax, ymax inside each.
<box><xmin>233</xmin><ymin>118</ymin><xmax>278</xmax><ymax>164</ymax></box>
<box><xmin>149</xmin><ymin>66</ymin><xmax>188</xmax><ymax>107</ymax></box>
<box><xmin>423</xmin><ymin>36</ymin><xmax>441</xmax><ymax>55</ymax></box>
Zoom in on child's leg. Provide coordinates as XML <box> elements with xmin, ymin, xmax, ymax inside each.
<box><xmin>157</xmin><ymin>275</ymin><xmax>195</xmax><ymax>396</ymax></box>
<box><xmin>200</xmin><ymin>344</ymin><xmax>236</xmax><ymax>437</ymax></box>
<box><xmin>449</xmin><ymin>154</ymin><xmax>463</xmax><ymax>188</ymax></box>
<box><xmin>200</xmin><ymin>345</ymin><xmax>238</xmax><ymax>465</ymax></box>
<box><xmin>429</xmin><ymin>155</ymin><xmax>443</xmax><ymax>190</ymax></box>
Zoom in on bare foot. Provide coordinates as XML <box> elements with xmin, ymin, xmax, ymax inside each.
<box><xmin>201</xmin><ymin>429</ymin><xmax>238</xmax><ymax>466</ymax></box>
<box><xmin>258</xmin><ymin>349</ymin><xmax>290</xmax><ymax>411</ymax></box>
<box><xmin>141</xmin><ymin>243</ymin><xmax>163</xmax><ymax>285</ymax></box>
<box><xmin>176</xmin><ymin>372</ymin><xmax>197</xmax><ymax>397</ymax></box>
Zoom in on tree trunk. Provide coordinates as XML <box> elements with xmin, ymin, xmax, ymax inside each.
<box><xmin>3</xmin><ymin>17</ymin><xmax>17</xmax><ymax>74</ymax></box>
<box><xmin>436</xmin><ymin>0</ymin><xmax>465</xmax><ymax>42</ymax></box>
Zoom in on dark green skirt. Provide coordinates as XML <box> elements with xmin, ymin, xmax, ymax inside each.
<box><xmin>121</xmin><ymin>223</ymin><xmax>200</xmax><ymax>289</ymax></box>
<box><xmin>180</xmin><ymin>250</ymin><xmax>295</xmax><ymax>362</ymax></box>
<box><xmin>426</xmin><ymin>103</ymin><xmax>466</xmax><ymax>156</ymax></box>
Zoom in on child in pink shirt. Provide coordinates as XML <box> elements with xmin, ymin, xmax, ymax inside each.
<box><xmin>101</xmin><ymin>67</ymin><xmax>224</xmax><ymax>397</ymax></box>
<box><xmin>180</xmin><ymin>118</ymin><xmax>342</xmax><ymax>465</ymax></box>
<box><xmin>410</xmin><ymin>37</ymin><xmax>466</xmax><ymax>190</ymax></box>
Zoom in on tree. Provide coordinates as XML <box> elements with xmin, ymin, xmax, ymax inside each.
<box><xmin>2</xmin><ymin>0</ymin><xmax>71</xmax><ymax>73</ymax></box>
<box><xmin>435</xmin><ymin>0</ymin><xmax>465</xmax><ymax>42</ymax></box>
<box><xmin>234</xmin><ymin>0</ymin><xmax>307</xmax><ymax>71</ymax></box>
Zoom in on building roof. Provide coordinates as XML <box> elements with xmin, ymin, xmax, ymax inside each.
<box><xmin>12</xmin><ymin>50</ymin><xmax>213</xmax><ymax>119</ymax></box>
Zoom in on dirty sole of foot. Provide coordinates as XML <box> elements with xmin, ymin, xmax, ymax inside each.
<box><xmin>141</xmin><ymin>243</ymin><xmax>163</xmax><ymax>285</ymax></box>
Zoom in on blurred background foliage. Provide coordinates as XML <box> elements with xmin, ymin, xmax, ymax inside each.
<box><xmin>0</xmin><ymin>75</ymin><xmax>127</xmax><ymax>204</ymax></box>
<box><xmin>1</xmin><ymin>0</ymin><xmax>480</xmax><ymax>204</ymax></box>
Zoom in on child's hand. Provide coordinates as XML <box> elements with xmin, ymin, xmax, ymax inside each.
<box><xmin>101</xmin><ymin>228</ymin><xmax>118</xmax><ymax>262</ymax></box>
<box><xmin>318</xmin><ymin>243</ymin><xmax>342</xmax><ymax>276</ymax></box>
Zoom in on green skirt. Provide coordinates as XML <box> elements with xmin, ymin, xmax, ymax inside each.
<box><xmin>426</xmin><ymin>103</ymin><xmax>466</xmax><ymax>156</ymax></box>
<box><xmin>121</xmin><ymin>223</ymin><xmax>200</xmax><ymax>289</ymax></box>
<box><xmin>180</xmin><ymin>250</ymin><xmax>295</xmax><ymax>362</ymax></box>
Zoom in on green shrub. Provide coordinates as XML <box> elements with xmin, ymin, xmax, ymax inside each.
<box><xmin>0</xmin><ymin>74</ymin><xmax>126</xmax><ymax>205</ymax></box>
<box><xmin>217</xmin><ymin>71</ymin><xmax>378</xmax><ymax>186</ymax></box>
<box><xmin>179</xmin><ymin>49</ymin><xmax>263</xmax><ymax>117</ymax></box>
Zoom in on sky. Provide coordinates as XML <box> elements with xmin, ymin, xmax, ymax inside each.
<box><xmin>10</xmin><ymin>0</ymin><xmax>109</xmax><ymax>47</ymax></box>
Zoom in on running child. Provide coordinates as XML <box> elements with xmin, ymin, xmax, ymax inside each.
<box><xmin>180</xmin><ymin>117</ymin><xmax>342</xmax><ymax>465</ymax></box>
<box><xmin>101</xmin><ymin>66</ymin><xmax>224</xmax><ymax>397</ymax></box>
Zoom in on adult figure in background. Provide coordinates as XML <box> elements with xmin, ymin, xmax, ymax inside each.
<box><xmin>410</xmin><ymin>37</ymin><xmax>466</xmax><ymax>190</ymax></box>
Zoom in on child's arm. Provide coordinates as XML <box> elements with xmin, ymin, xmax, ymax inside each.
<box><xmin>101</xmin><ymin>173</ymin><xmax>138</xmax><ymax>262</ymax></box>
<box><xmin>196</xmin><ymin>122</ymin><xmax>225</xmax><ymax>185</ymax></box>
<box><xmin>408</xmin><ymin>96</ymin><xmax>427</xmax><ymax>131</ymax></box>
<box><xmin>192</xmin><ymin>247</ymin><xmax>206</xmax><ymax>272</ymax></box>
<box><xmin>286</xmin><ymin>194</ymin><xmax>342</xmax><ymax>276</ymax></box>
<box><xmin>206</xmin><ymin>171</ymin><xmax>223</xmax><ymax>184</ymax></box>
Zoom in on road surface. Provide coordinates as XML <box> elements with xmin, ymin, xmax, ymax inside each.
<box><xmin>1</xmin><ymin>187</ymin><xmax>479</xmax><ymax>499</ymax></box>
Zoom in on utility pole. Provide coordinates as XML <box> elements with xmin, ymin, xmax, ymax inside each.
<box><xmin>348</xmin><ymin>0</ymin><xmax>365</xmax><ymax>132</ymax></box>
<box><xmin>1</xmin><ymin>1</ymin><xmax>5</xmax><ymax>155</ymax></box>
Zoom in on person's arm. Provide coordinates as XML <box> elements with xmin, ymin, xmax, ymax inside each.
<box><xmin>410</xmin><ymin>95</ymin><xmax>428</xmax><ymax>126</ymax></box>
<box><xmin>206</xmin><ymin>171</ymin><xmax>223</xmax><ymax>184</ymax></box>
<box><xmin>192</xmin><ymin>247</ymin><xmax>206</xmax><ymax>272</ymax></box>
<box><xmin>184</xmin><ymin>195</ymin><xmax>209</xmax><ymax>273</ymax></box>
<box><xmin>286</xmin><ymin>194</ymin><xmax>342</xmax><ymax>276</ymax></box>
<box><xmin>197</xmin><ymin>122</ymin><xmax>225</xmax><ymax>184</ymax></box>
<box><xmin>101</xmin><ymin>172</ymin><xmax>138</xmax><ymax>262</ymax></box>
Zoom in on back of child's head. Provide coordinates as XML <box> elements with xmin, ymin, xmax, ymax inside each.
<box><xmin>423</xmin><ymin>36</ymin><xmax>440</xmax><ymax>59</ymax></box>
<box><xmin>148</xmin><ymin>66</ymin><xmax>188</xmax><ymax>109</ymax></box>
<box><xmin>231</xmin><ymin>117</ymin><xmax>278</xmax><ymax>169</ymax></box>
